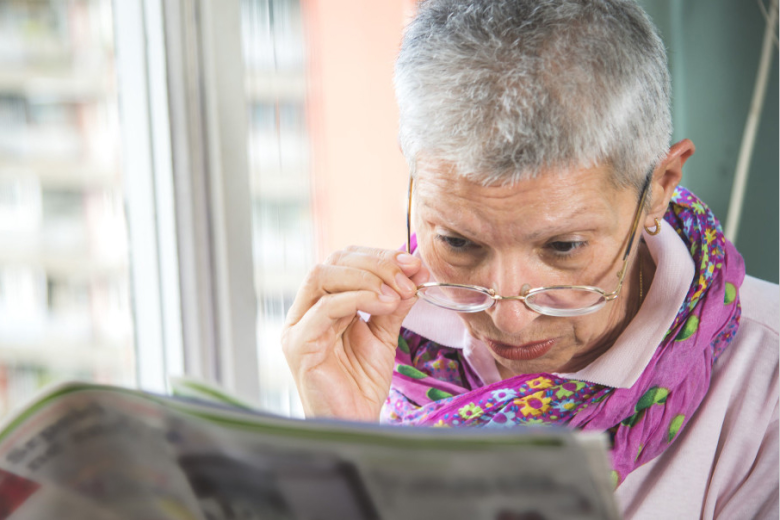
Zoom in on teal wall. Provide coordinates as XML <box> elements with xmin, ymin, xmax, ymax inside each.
<box><xmin>639</xmin><ymin>0</ymin><xmax>779</xmax><ymax>283</ymax></box>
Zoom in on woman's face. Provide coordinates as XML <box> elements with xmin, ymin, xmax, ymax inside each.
<box><xmin>413</xmin><ymin>159</ymin><xmax>645</xmax><ymax>377</ymax></box>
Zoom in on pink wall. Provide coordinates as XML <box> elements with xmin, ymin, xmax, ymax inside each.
<box><xmin>303</xmin><ymin>1</ymin><xmax>416</xmax><ymax>260</ymax></box>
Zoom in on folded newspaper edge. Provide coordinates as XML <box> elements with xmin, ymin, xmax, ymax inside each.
<box><xmin>0</xmin><ymin>380</ymin><xmax>622</xmax><ymax>520</ymax></box>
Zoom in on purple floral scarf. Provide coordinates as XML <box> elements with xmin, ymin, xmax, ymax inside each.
<box><xmin>382</xmin><ymin>186</ymin><xmax>744</xmax><ymax>487</ymax></box>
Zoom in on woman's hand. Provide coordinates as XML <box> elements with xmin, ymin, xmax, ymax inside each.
<box><xmin>282</xmin><ymin>246</ymin><xmax>429</xmax><ymax>421</ymax></box>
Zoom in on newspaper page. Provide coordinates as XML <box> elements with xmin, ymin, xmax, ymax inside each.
<box><xmin>0</xmin><ymin>382</ymin><xmax>621</xmax><ymax>520</ymax></box>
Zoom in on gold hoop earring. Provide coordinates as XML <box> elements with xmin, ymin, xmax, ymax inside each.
<box><xmin>644</xmin><ymin>218</ymin><xmax>662</xmax><ymax>236</ymax></box>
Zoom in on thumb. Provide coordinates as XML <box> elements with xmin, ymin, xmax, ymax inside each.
<box><xmin>367</xmin><ymin>264</ymin><xmax>429</xmax><ymax>346</ymax></box>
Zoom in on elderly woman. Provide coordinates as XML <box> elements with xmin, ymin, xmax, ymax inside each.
<box><xmin>283</xmin><ymin>0</ymin><xmax>778</xmax><ymax>518</ymax></box>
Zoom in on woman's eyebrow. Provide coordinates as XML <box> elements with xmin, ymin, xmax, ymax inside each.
<box><xmin>434</xmin><ymin>216</ymin><xmax>602</xmax><ymax>245</ymax></box>
<box><xmin>524</xmin><ymin>214</ymin><xmax>606</xmax><ymax>241</ymax></box>
<box><xmin>434</xmin><ymin>222</ymin><xmax>482</xmax><ymax>243</ymax></box>
<box><xmin>421</xmin><ymin>206</ymin><xmax>483</xmax><ymax>239</ymax></box>
<box><xmin>422</xmin><ymin>199</ymin><xmax>610</xmax><ymax>240</ymax></box>
<box><xmin>523</xmin><ymin>225</ymin><xmax>599</xmax><ymax>241</ymax></box>
<box><xmin>520</xmin><ymin>201</ymin><xmax>613</xmax><ymax>240</ymax></box>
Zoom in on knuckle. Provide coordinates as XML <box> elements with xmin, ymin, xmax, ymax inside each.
<box><xmin>377</xmin><ymin>248</ymin><xmax>402</xmax><ymax>270</ymax></box>
<box><xmin>312</xmin><ymin>293</ymin><xmax>332</xmax><ymax>311</ymax></box>
<box><xmin>316</xmin><ymin>294</ymin><xmax>346</xmax><ymax>320</ymax></box>
<box><xmin>324</xmin><ymin>250</ymin><xmax>343</xmax><ymax>265</ymax></box>
<box><xmin>377</xmin><ymin>248</ymin><xmax>396</xmax><ymax>262</ymax></box>
<box><xmin>308</xmin><ymin>263</ymin><xmax>327</xmax><ymax>280</ymax></box>
<box><xmin>301</xmin><ymin>265</ymin><xmax>324</xmax><ymax>290</ymax></box>
<box><xmin>374</xmin><ymin>256</ymin><xmax>396</xmax><ymax>275</ymax></box>
<box><xmin>359</xmin><ymin>269</ymin><xmax>378</xmax><ymax>288</ymax></box>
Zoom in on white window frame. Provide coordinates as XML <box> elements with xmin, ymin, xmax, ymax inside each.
<box><xmin>114</xmin><ymin>0</ymin><xmax>259</xmax><ymax>400</ymax></box>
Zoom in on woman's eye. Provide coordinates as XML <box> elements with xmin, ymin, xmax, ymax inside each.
<box><xmin>438</xmin><ymin>234</ymin><xmax>471</xmax><ymax>250</ymax></box>
<box><xmin>549</xmin><ymin>241</ymin><xmax>586</xmax><ymax>254</ymax></box>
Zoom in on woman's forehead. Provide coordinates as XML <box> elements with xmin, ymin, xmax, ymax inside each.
<box><xmin>411</xmin><ymin>161</ymin><xmax>641</xmax><ymax>245</ymax></box>
<box><xmin>413</xmin><ymin>162</ymin><xmax>625</xmax><ymax>216</ymax></box>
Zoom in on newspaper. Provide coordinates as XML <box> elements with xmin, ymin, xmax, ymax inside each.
<box><xmin>0</xmin><ymin>380</ymin><xmax>621</xmax><ymax>520</ymax></box>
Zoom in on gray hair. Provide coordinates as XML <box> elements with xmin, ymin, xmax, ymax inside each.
<box><xmin>395</xmin><ymin>0</ymin><xmax>672</xmax><ymax>189</ymax></box>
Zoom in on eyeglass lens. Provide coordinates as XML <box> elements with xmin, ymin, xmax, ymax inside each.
<box><xmin>417</xmin><ymin>285</ymin><xmax>607</xmax><ymax>316</ymax></box>
<box><xmin>417</xmin><ymin>285</ymin><xmax>492</xmax><ymax>312</ymax></box>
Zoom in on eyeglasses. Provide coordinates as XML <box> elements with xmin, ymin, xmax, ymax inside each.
<box><xmin>405</xmin><ymin>172</ymin><xmax>651</xmax><ymax>317</ymax></box>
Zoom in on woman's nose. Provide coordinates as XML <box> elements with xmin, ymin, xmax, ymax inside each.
<box><xmin>484</xmin><ymin>297</ymin><xmax>539</xmax><ymax>336</ymax></box>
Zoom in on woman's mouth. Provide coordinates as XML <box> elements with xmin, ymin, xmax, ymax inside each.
<box><xmin>483</xmin><ymin>338</ymin><xmax>556</xmax><ymax>361</ymax></box>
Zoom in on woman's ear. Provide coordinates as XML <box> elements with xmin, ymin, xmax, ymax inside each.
<box><xmin>645</xmin><ymin>139</ymin><xmax>695</xmax><ymax>226</ymax></box>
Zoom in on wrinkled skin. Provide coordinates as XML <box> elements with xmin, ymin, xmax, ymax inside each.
<box><xmin>282</xmin><ymin>140</ymin><xmax>693</xmax><ymax>420</ymax></box>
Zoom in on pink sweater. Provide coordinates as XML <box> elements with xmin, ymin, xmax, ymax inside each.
<box><xmin>402</xmin><ymin>224</ymin><xmax>779</xmax><ymax>519</ymax></box>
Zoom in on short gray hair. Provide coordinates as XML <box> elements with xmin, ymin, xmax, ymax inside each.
<box><xmin>395</xmin><ymin>0</ymin><xmax>672</xmax><ymax>188</ymax></box>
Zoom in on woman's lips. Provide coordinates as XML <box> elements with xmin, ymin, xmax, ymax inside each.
<box><xmin>484</xmin><ymin>338</ymin><xmax>556</xmax><ymax>361</ymax></box>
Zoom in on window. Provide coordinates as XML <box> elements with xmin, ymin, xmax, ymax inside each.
<box><xmin>242</xmin><ymin>0</ymin><xmax>310</xmax><ymax>416</ymax></box>
<box><xmin>0</xmin><ymin>0</ymin><xmax>135</xmax><ymax>415</ymax></box>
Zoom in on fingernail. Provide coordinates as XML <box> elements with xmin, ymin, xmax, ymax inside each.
<box><xmin>378</xmin><ymin>284</ymin><xmax>400</xmax><ymax>302</ymax></box>
<box><xmin>396</xmin><ymin>253</ymin><xmax>418</xmax><ymax>265</ymax></box>
<box><xmin>395</xmin><ymin>273</ymin><xmax>417</xmax><ymax>294</ymax></box>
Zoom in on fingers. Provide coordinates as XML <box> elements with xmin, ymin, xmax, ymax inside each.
<box><xmin>331</xmin><ymin>245</ymin><xmax>422</xmax><ymax>277</ymax></box>
<box><xmin>281</xmin><ymin>247</ymin><xmax>431</xmax><ymax>420</ymax></box>
<box><xmin>408</xmin><ymin>263</ymin><xmax>430</xmax><ymax>286</ymax></box>
<box><xmin>366</xmin><ymin>259</ymin><xmax>431</xmax><ymax>344</ymax></box>
<box><xmin>288</xmin><ymin>291</ymin><xmax>390</xmax><ymax>350</ymax></box>
<box><xmin>285</xmin><ymin>247</ymin><xmax>426</xmax><ymax>327</ymax></box>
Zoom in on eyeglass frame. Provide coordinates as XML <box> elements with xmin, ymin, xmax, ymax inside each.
<box><xmin>405</xmin><ymin>169</ymin><xmax>653</xmax><ymax>315</ymax></box>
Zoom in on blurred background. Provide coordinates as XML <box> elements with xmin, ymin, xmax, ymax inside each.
<box><xmin>0</xmin><ymin>0</ymin><xmax>775</xmax><ymax>418</ymax></box>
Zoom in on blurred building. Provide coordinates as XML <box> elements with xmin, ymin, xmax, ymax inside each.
<box><xmin>0</xmin><ymin>0</ymin><xmax>134</xmax><ymax>415</ymax></box>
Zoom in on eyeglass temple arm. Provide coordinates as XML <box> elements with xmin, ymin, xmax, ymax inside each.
<box><xmin>406</xmin><ymin>175</ymin><xmax>414</xmax><ymax>254</ymax></box>
<box><xmin>624</xmin><ymin>173</ymin><xmax>653</xmax><ymax>261</ymax></box>
<box><xmin>606</xmin><ymin>171</ymin><xmax>654</xmax><ymax>300</ymax></box>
